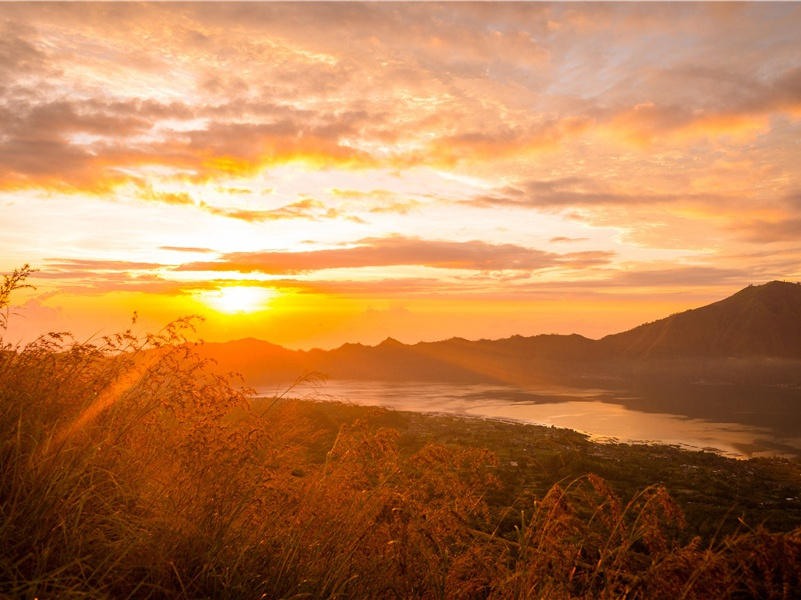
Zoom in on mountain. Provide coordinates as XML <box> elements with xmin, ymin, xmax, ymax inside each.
<box><xmin>198</xmin><ymin>332</ymin><xmax>601</xmax><ymax>386</ymax></box>
<box><xmin>599</xmin><ymin>281</ymin><xmax>801</xmax><ymax>359</ymax></box>
<box><xmin>197</xmin><ymin>281</ymin><xmax>801</xmax><ymax>386</ymax></box>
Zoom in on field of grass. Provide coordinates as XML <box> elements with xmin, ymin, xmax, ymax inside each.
<box><xmin>2</xmin><ymin>266</ymin><xmax>800</xmax><ymax>599</ymax></box>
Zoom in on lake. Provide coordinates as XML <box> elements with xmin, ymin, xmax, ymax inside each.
<box><xmin>258</xmin><ymin>379</ymin><xmax>801</xmax><ymax>460</ymax></box>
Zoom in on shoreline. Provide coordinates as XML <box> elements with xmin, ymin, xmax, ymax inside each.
<box><xmin>253</xmin><ymin>379</ymin><xmax>801</xmax><ymax>460</ymax></box>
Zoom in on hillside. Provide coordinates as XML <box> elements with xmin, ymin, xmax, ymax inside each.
<box><xmin>199</xmin><ymin>281</ymin><xmax>801</xmax><ymax>385</ymax></box>
<box><xmin>600</xmin><ymin>281</ymin><xmax>801</xmax><ymax>359</ymax></box>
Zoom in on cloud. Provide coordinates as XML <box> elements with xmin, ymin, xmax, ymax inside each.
<box><xmin>560</xmin><ymin>251</ymin><xmax>617</xmax><ymax>269</ymax></box>
<box><xmin>605</xmin><ymin>102</ymin><xmax>773</xmax><ymax>147</ymax></box>
<box><xmin>469</xmin><ymin>178</ymin><xmax>691</xmax><ymax>210</ymax></box>
<box><xmin>725</xmin><ymin>190</ymin><xmax>801</xmax><ymax>244</ymax></box>
<box><xmin>40</xmin><ymin>259</ymin><xmax>167</xmax><ymax>274</ymax></box>
<box><xmin>330</xmin><ymin>188</ymin><xmax>422</xmax><ymax>215</ymax></box>
<box><xmin>139</xmin><ymin>187</ymin><xmax>195</xmax><ymax>206</ymax></box>
<box><xmin>26</xmin><ymin>268</ymin><xmax>187</xmax><ymax>297</ymax></box>
<box><xmin>136</xmin><ymin>182</ymin><xmax>372</xmax><ymax>223</ymax></box>
<box><xmin>215</xmin><ymin>186</ymin><xmax>252</xmax><ymax>195</ymax></box>
<box><xmin>605</xmin><ymin>266</ymin><xmax>756</xmax><ymax>289</ymax></box>
<box><xmin>442</xmin><ymin>265</ymin><xmax>759</xmax><ymax>294</ymax></box>
<box><xmin>3</xmin><ymin>2</ymin><xmax>800</xmax><ymax>197</ymax></box>
<box><xmin>52</xmin><ymin>279</ymin><xmax>191</xmax><ymax>297</ymax></box>
<box><xmin>1</xmin><ymin>1</ymin><xmax>800</xmax><ymax>314</ymax></box>
<box><xmin>287</xmin><ymin>277</ymin><xmax>452</xmax><ymax>297</ymax></box>
<box><xmin>175</xmin><ymin>118</ymin><xmax>375</xmax><ymax>178</ymax></box>
<box><xmin>159</xmin><ymin>246</ymin><xmax>215</xmax><ymax>254</ymax></box>
<box><xmin>368</xmin><ymin>200</ymin><xmax>421</xmax><ymax>215</ymax></box>
<box><xmin>592</xmin><ymin>56</ymin><xmax>801</xmax><ymax>148</ymax></box>
<box><xmin>28</xmin><ymin>260</ymin><xmax>178</xmax><ymax>295</ymax></box>
<box><xmin>423</xmin><ymin>117</ymin><xmax>592</xmax><ymax>166</ymax></box>
<box><xmin>175</xmin><ymin>236</ymin><xmax>614</xmax><ymax>275</ymax></box>
<box><xmin>0</xmin><ymin>22</ymin><xmax>47</xmax><ymax>83</ymax></box>
<box><xmin>0</xmin><ymin>96</ymin><xmax>196</xmax><ymax>192</ymax></box>
<box><xmin>1</xmin><ymin>298</ymin><xmax>67</xmax><ymax>343</ymax></box>
<box><xmin>732</xmin><ymin>218</ymin><xmax>801</xmax><ymax>244</ymax></box>
<box><xmin>270</xmin><ymin>263</ymin><xmax>757</xmax><ymax>300</ymax></box>
<box><xmin>550</xmin><ymin>236</ymin><xmax>590</xmax><ymax>243</ymax></box>
<box><xmin>197</xmin><ymin>198</ymin><xmax>363</xmax><ymax>223</ymax></box>
<box><xmin>0</xmin><ymin>51</ymin><xmax>381</xmax><ymax>193</ymax></box>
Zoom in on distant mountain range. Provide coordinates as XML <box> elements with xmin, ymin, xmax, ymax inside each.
<box><xmin>198</xmin><ymin>281</ymin><xmax>801</xmax><ymax>387</ymax></box>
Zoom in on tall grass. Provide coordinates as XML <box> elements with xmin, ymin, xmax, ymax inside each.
<box><xmin>1</xmin><ymin>265</ymin><xmax>800</xmax><ymax>599</ymax></box>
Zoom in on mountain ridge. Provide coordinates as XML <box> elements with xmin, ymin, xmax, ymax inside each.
<box><xmin>599</xmin><ymin>281</ymin><xmax>801</xmax><ymax>359</ymax></box>
<box><xmin>197</xmin><ymin>281</ymin><xmax>801</xmax><ymax>385</ymax></box>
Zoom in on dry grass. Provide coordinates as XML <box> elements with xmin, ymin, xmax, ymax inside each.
<box><xmin>2</xmin><ymin>265</ymin><xmax>800</xmax><ymax>599</ymax></box>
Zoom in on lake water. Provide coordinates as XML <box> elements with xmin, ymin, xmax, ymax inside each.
<box><xmin>258</xmin><ymin>379</ymin><xmax>801</xmax><ymax>460</ymax></box>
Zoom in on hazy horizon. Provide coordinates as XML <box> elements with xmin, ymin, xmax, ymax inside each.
<box><xmin>3</xmin><ymin>2</ymin><xmax>800</xmax><ymax>349</ymax></box>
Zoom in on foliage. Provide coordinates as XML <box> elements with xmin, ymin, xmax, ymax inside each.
<box><xmin>2</xmin><ymin>266</ymin><xmax>800</xmax><ymax>599</ymax></box>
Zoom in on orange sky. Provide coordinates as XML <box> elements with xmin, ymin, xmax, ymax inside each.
<box><xmin>2</xmin><ymin>2</ymin><xmax>800</xmax><ymax>349</ymax></box>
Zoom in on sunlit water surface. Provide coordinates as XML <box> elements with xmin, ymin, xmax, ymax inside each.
<box><xmin>257</xmin><ymin>380</ymin><xmax>801</xmax><ymax>460</ymax></box>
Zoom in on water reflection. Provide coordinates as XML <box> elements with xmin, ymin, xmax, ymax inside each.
<box><xmin>259</xmin><ymin>380</ymin><xmax>801</xmax><ymax>460</ymax></box>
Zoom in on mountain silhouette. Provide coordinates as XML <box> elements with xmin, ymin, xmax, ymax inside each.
<box><xmin>198</xmin><ymin>281</ymin><xmax>801</xmax><ymax>386</ymax></box>
<box><xmin>599</xmin><ymin>281</ymin><xmax>801</xmax><ymax>359</ymax></box>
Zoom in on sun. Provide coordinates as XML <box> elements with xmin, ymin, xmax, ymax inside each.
<box><xmin>200</xmin><ymin>286</ymin><xmax>276</xmax><ymax>314</ymax></box>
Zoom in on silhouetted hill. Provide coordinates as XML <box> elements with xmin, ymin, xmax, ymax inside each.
<box><xmin>197</xmin><ymin>338</ymin><xmax>306</xmax><ymax>384</ymax></box>
<box><xmin>197</xmin><ymin>281</ymin><xmax>801</xmax><ymax>386</ymax></box>
<box><xmin>198</xmin><ymin>332</ymin><xmax>599</xmax><ymax>385</ymax></box>
<box><xmin>600</xmin><ymin>281</ymin><xmax>801</xmax><ymax>359</ymax></box>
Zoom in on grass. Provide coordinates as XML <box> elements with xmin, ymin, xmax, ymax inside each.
<box><xmin>2</xmin><ymin>265</ymin><xmax>800</xmax><ymax>599</ymax></box>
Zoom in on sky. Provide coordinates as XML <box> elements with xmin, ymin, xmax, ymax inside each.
<box><xmin>1</xmin><ymin>1</ymin><xmax>800</xmax><ymax>349</ymax></box>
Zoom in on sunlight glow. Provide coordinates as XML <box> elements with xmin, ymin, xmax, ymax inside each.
<box><xmin>199</xmin><ymin>286</ymin><xmax>277</xmax><ymax>314</ymax></box>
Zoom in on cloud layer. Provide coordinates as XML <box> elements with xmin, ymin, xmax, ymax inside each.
<box><xmin>176</xmin><ymin>236</ymin><xmax>615</xmax><ymax>275</ymax></box>
<box><xmin>2</xmin><ymin>2</ymin><xmax>800</xmax><ymax>346</ymax></box>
